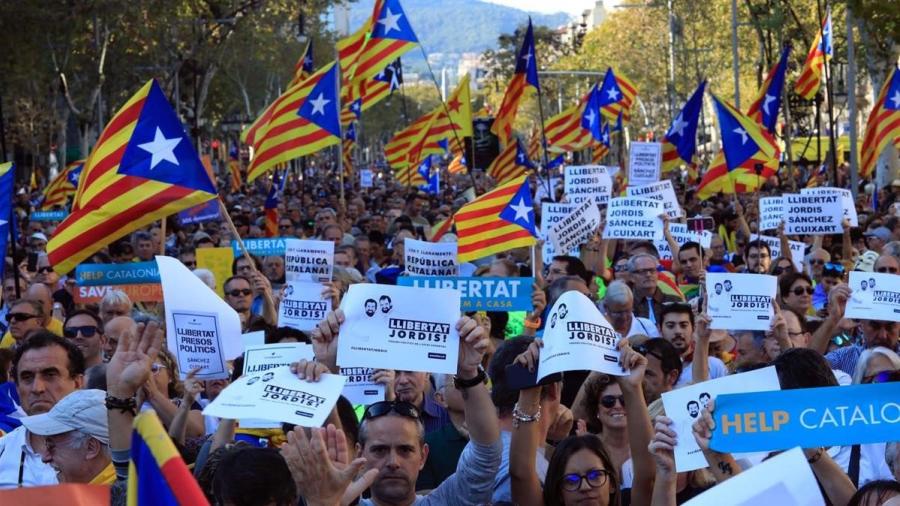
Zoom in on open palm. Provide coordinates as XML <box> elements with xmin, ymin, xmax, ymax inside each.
<box><xmin>107</xmin><ymin>321</ymin><xmax>163</xmax><ymax>398</ymax></box>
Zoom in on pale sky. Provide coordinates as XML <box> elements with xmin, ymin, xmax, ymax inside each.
<box><xmin>482</xmin><ymin>0</ymin><xmax>622</xmax><ymax>16</ymax></box>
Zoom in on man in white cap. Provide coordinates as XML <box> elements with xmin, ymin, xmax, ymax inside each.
<box><xmin>20</xmin><ymin>389</ymin><xmax>114</xmax><ymax>485</ymax></box>
<box><xmin>29</xmin><ymin>233</ymin><xmax>48</xmax><ymax>253</ymax></box>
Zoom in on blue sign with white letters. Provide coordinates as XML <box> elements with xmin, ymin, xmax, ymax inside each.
<box><xmin>397</xmin><ymin>276</ymin><xmax>533</xmax><ymax>311</ymax></box>
<box><xmin>76</xmin><ymin>261</ymin><xmax>160</xmax><ymax>286</ymax></box>
<box><xmin>710</xmin><ymin>382</ymin><xmax>900</xmax><ymax>453</ymax></box>
<box><xmin>232</xmin><ymin>238</ymin><xmax>286</xmax><ymax>257</ymax></box>
<box><xmin>30</xmin><ymin>210</ymin><xmax>68</xmax><ymax>222</ymax></box>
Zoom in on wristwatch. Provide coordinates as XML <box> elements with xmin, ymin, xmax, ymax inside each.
<box><xmin>454</xmin><ymin>366</ymin><xmax>486</xmax><ymax>389</ymax></box>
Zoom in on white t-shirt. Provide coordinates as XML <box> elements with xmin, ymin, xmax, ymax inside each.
<box><xmin>625</xmin><ymin>316</ymin><xmax>660</xmax><ymax>339</ymax></box>
<box><xmin>0</xmin><ymin>426</ymin><xmax>58</xmax><ymax>488</ymax></box>
<box><xmin>676</xmin><ymin>357</ymin><xmax>729</xmax><ymax>387</ymax></box>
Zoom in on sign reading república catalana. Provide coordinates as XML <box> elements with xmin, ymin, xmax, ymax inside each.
<box><xmin>404</xmin><ymin>238</ymin><xmax>458</xmax><ymax>276</ymax></box>
<box><xmin>710</xmin><ymin>383</ymin><xmax>900</xmax><ymax>454</ymax></box>
<box><xmin>285</xmin><ymin>238</ymin><xmax>333</xmax><ymax>283</ymax></box>
<box><xmin>398</xmin><ymin>276</ymin><xmax>533</xmax><ymax>311</ymax></box>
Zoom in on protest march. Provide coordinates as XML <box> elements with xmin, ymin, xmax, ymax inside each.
<box><xmin>0</xmin><ymin>0</ymin><xmax>899</xmax><ymax>505</ymax></box>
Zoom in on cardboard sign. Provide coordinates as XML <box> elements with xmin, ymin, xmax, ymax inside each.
<box><xmin>30</xmin><ymin>210</ymin><xmax>67</xmax><ymax>222</ymax></box>
<box><xmin>285</xmin><ymin>239</ymin><xmax>333</xmax><ymax>283</ymax></box>
<box><xmin>240</xmin><ymin>343</ymin><xmax>315</xmax><ymax>428</ymax></box>
<box><xmin>710</xmin><ymin>383</ymin><xmax>900</xmax><ymax>454</ymax></box>
<box><xmin>232</xmin><ymin>238</ymin><xmax>287</xmax><ymax>257</ymax></box>
<box><xmin>74</xmin><ymin>283</ymin><xmax>162</xmax><ymax>304</ymax></box>
<box><xmin>683</xmin><ymin>448</ymin><xmax>823</xmax><ymax>506</ymax></box>
<box><xmin>158</xmin><ymin>256</ymin><xmax>242</xmax><ymax>380</ymax></box>
<box><xmin>339</xmin><ymin>367</ymin><xmax>385</xmax><ymax>406</ymax></box>
<box><xmin>203</xmin><ymin>367</ymin><xmax>345</xmax><ymax>428</ymax></box>
<box><xmin>397</xmin><ymin>276</ymin><xmax>533</xmax><ymax>311</ymax></box>
<box><xmin>404</xmin><ymin>238</ymin><xmax>458</xmax><ymax>277</ymax></box>
<box><xmin>563</xmin><ymin>165</ymin><xmax>613</xmax><ymax>204</ymax></box>
<box><xmin>360</xmin><ymin>169</ymin><xmax>374</xmax><ymax>188</ymax></box>
<box><xmin>537</xmin><ymin>291</ymin><xmax>625</xmax><ymax>381</ymax></box>
<box><xmin>706</xmin><ymin>273</ymin><xmax>776</xmax><ymax>331</ymax></box>
<box><xmin>845</xmin><ymin>271</ymin><xmax>900</xmax><ymax>322</ymax></box>
<box><xmin>177</xmin><ymin>199</ymin><xmax>221</xmax><ymax>225</ymax></box>
<box><xmin>278</xmin><ymin>281</ymin><xmax>332</xmax><ymax>331</ymax></box>
<box><xmin>660</xmin><ymin>366</ymin><xmax>781</xmax><ymax>472</ymax></box>
<box><xmin>196</xmin><ymin>247</ymin><xmax>235</xmax><ymax>297</ymax></box>
<box><xmin>802</xmin><ymin>187</ymin><xmax>858</xmax><ymax>227</ymax></box>
<box><xmin>76</xmin><ymin>262</ymin><xmax>160</xmax><ymax>286</ymax></box>
<box><xmin>783</xmin><ymin>193</ymin><xmax>844</xmax><ymax>235</ymax></box>
<box><xmin>540</xmin><ymin>202</ymin><xmax>580</xmax><ymax>263</ymax></box>
<box><xmin>627</xmin><ymin>141</ymin><xmax>662</xmax><ymax>186</ymax></box>
<box><xmin>748</xmin><ymin>234</ymin><xmax>806</xmax><ymax>271</ymax></box>
<box><xmin>602</xmin><ymin>197</ymin><xmax>664</xmax><ymax>241</ymax></box>
<box><xmin>758</xmin><ymin>196</ymin><xmax>783</xmax><ymax>231</ymax></box>
<box><xmin>626</xmin><ymin>180</ymin><xmax>683</xmax><ymax>218</ymax></box>
<box><xmin>336</xmin><ymin>284</ymin><xmax>461</xmax><ymax>375</ymax></box>
<box><xmin>655</xmin><ymin>223</ymin><xmax>713</xmax><ymax>260</ymax></box>
<box><xmin>549</xmin><ymin>198</ymin><xmax>602</xmax><ymax>256</ymax></box>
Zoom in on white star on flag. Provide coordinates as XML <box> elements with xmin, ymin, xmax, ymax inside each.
<box><xmin>584</xmin><ymin>108</ymin><xmax>596</xmax><ymax>127</ymax></box>
<box><xmin>510</xmin><ymin>197</ymin><xmax>532</xmax><ymax>223</ymax></box>
<box><xmin>521</xmin><ymin>51</ymin><xmax>532</xmax><ymax>66</ymax></box>
<box><xmin>733</xmin><ymin>127</ymin><xmax>749</xmax><ymax>145</ymax></box>
<box><xmin>377</xmin><ymin>8</ymin><xmax>403</xmax><ymax>34</ymax></box>
<box><xmin>763</xmin><ymin>94</ymin><xmax>776</xmax><ymax>115</ymax></box>
<box><xmin>890</xmin><ymin>90</ymin><xmax>900</xmax><ymax>109</ymax></box>
<box><xmin>138</xmin><ymin>127</ymin><xmax>181</xmax><ymax>170</ymax></box>
<box><xmin>309</xmin><ymin>93</ymin><xmax>330</xmax><ymax>116</ymax></box>
<box><xmin>605</xmin><ymin>87</ymin><xmax>619</xmax><ymax>101</ymax></box>
<box><xmin>669</xmin><ymin>113</ymin><xmax>687</xmax><ymax>137</ymax></box>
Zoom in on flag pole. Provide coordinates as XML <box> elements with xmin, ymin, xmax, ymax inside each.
<box><xmin>535</xmin><ymin>84</ymin><xmax>555</xmax><ymax>202</ymax></box>
<box><xmin>159</xmin><ymin>218</ymin><xmax>166</xmax><ymax>255</ymax></box>
<box><xmin>334</xmin><ymin>46</ymin><xmax>345</xmax><ymax>205</ymax></box>
<box><xmin>217</xmin><ymin>197</ymin><xmax>257</xmax><ymax>272</ymax></box>
<box><xmin>818</xmin><ymin>1</ymin><xmax>839</xmax><ymax>186</ymax></box>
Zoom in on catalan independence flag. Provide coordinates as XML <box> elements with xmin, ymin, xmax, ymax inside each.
<box><xmin>0</xmin><ymin>163</ymin><xmax>14</xmax><ymax>281</ymax></box>
<box><xmin>127</xmin><ymin>411</ymin><xmax>208</xmax><ymax>506</ymax></box>
<box><xmin>264</xmin><ymin>169</ymin><xmax>285</xmax><ymax>237</ymax></box>
<box><xmin>47</xmin><ymin>80</ymin><xmax>216</xmax><ymax>274</ymax></box>
<box><xmin>491</xmin><ymin>19</ymin><xmax>540</xmax><ymax>146</ymax></box>
<box><xmin>290</xmin><ymin>42</ymin><xmax>315</xmax><ymax>86</ymax></box>
<box><xmin>454</xmin><ymin>175</ymin><xmax>537</xmax><ymax>262</ymax></box>
<box><xmin>860</xmin><ymin>65</ymin><xmax>900</xmax><ymax>179</ymax></box>
<box><xmin>544</xmin><ymin>100</ymin><xmax>591</xmax><ymax>154</ymax></box>
<box><xmin>712</xmin><ymin>94</ymin><xmax>780</xmax><ymax>173</ymax></box>
<box><xmin>597</xmin><ymin>67</ymin><xmax>637</xmax><ymax>123</ymax></box>
<box><xmin>487</xmin><ymin>138</ymin><xmax>534</xmax><ymax>184</ymax></box>
<box><xmin>351</xmin><ymin>0</ymin><xmax>418</xmax><ymax>84</ymax></box>
<box><xmin>794</xmin><ymin>10</ymin><xmax>832</xmax><ymax>100</ymax></box>
<box><xmin>661</xmin><ymin>81</ymin><xmax>705</xmax><ymax>173</ymax></box>
<box><xmin>747</xmin><ymin>47</ymin><xmax>790</xmax><ymax>133</ymax></box>
<box><xmin>41</xmin><ymin>159</ymin><xmax>84</xmax><ymax>209</ymax></box>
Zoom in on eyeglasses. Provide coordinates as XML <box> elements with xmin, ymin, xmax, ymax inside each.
<box><xmin>772</xmin><ymin>265</ymin><xmax>792</xmax><ymax>276</ymax></box>
<box><xmin>613</xmin><ymin>264</ymin><xmax>629</xmax><ymax>273</ymax></box>
<box><xmin>876</xmin><ymin>266</ymin><xmax>899</xmax><ymax>274</ymax></box>
<box><xmin>5</xmin><ymin>313</ymin><xmax>37</xmax><ymax>323</ymax></box>
<box><xmin>362</xmin><ymin>400</ymin><xmax>420</xmax><ymax>421</ymax></box>
<box><xmin>561</xmin><ymin>469</ymin><xmax>610</xmax><ymax>492</ymax></box>
<box><xmin>226</xmin><ymin>288</ymin><xmax>253</xmax><ymax>297</ymax></box>
<box><xmin>808</xmin><ymin>259</ymin><xmax>826</xmax><ymax>266</ymax></box>
<box><xmin>791</xmin><ymin>286</ymin><xmax>814</xmax><ymax>296</ymax></box>
<box><xmin>631</xmin><ymin>268</ymin><xmax>657</xmax><ymax>277</ymax></box>
<box><xmin>600</xmin><ymin>395</ymin><xmax>625</xmax><ymax>409</ymax></box>
<box><xmin>151</xmin><ymin>363</ymin><xmax>168</xmax><ymax>374</ymax></box>
<box><xmin>864</xmin><ymin>370</ymin><xmax>900</xmax><ymax>384</ymax></box>
<box><xmin>63</xmin><ymin>326</ymin><xmax>99</xmax><ymax>339</ymax></box>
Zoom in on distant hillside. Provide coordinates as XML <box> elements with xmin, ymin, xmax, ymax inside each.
<box><xmin>346</xmin><ymin>0</ymin><xmax>571</xmax><ymax>55</ymax></box>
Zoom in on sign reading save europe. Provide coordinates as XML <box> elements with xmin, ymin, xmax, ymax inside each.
<box><xmin>74</xmin><ymin>261</ymin><xmax>162</xmax><ymax>303</ymax></box>
<box><xmin>398</xmin><ymin>276</ymin><xmax>533</xmax><ymax>311</ymax></box>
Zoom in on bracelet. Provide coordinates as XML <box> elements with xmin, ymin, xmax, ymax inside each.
<box><xmin>807</xmin><ymin>447</ymin><xmax>825</xmax><ymax>464</ymax></box>
<box><xmin>105</xmin><ymin>395</ymin><xmax>137</xmax><ymax>416</ymax></box>
<box><xmin>523</xmin><ymin>317</ymin><xmax>541</xmax><ymax>330</ymax></box>
<box><xmin>512</xmin><ymin>403</ymin><xmax>541</xmax><ymax>428</ymax></box>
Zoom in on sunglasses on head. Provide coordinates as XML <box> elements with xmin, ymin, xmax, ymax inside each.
<box><xmin>600</xmin><ymin>395</ymin><xmax>625</xmax><ymax>409</ymax></box>
<box><xmin>362</xmin><ymin>400</ymin><xmax>420</xmax><ymax>421</ymax></box>
<box><xmin>864</xmin><ymin>370</ymin><xmax>900</xmax><ymax>384</ymax></box>
<box><xmin>227</xmin><ymin>288</ymin><xmax>253</xmax><ymax>297</ymax></box>
<box><xmin>823</xmin><ymin>262</ymin><xmax>844</xmax><ymax>273</ymax></box>
<box><xmin>63</xmin><ymin>326</ymin><xmax>99</xmax><ymax>339</ymax></box>
<box><xmin>635</xmin><ymin>344</ymin><xmax>663</xmax><ymax>362</ymax></box>
<box><xmin>791</xmin><ymin>286</ymin><xmax>814</xmax><ymax>296</ymax></box>
<box><xmin>5</xmin><ymin>312</ymin><xmax>37</xmax><ymax>323</ymax></box>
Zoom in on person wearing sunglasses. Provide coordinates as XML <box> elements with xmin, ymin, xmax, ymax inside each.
<box><xmin>852</xmin><ymin>347</ymin><xmax>900</xmax><ymax>385</ymax></box>
<box><xmin>571</xmin><ymin>374</ymin><xmax>631</xmax><ymax>485</ymax></box>
<box><xmin>874</xmin><ymin>253</ymin><xmax>900</xmax><ymax>275</ymax></box>
<box><xmin>805</xmin><ymin>248</ymin><xmax>831</xmax><ymax>285</ymax></box>
<box><xmin>62</xmin><ymin>310</ymin><xmax>105</xmax><ymax>369</ymax></box>
<box><xmin>4</xmin><ymin>300</ymin><xmax>46</xmax><ymax>347</ymax></box>
<box><xmin>820</xmin><ymin>291</ymin><xmax>900</xmax><ymax>376</ymax></box>
<box><xmin>223</xmin><ymin>275</ymin><xmax>270</xmax><ymax>333</ymax></box>
<box><xmin>779</xmin><ymin>272</ymin><xmax>815</xmax><ymax>318</ymax></box>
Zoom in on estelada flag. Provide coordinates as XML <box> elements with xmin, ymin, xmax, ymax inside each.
<box><xmin>454</xmin><ymin>175</ymin><xmax>537</xmax><ymax>262</ymax></box>
<box><xmin>48</xmin><ymin>80</ymin><xmax>216</xmax><ymax>274</ymax></box>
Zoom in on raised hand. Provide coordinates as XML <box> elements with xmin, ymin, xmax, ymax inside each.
<box><xmin>648</xmin><ymin>415</ymin><xmax>678</xmax><ymax>475</ymax></box>
<box><xmin>106</xmin><ymin>321</ymin><xmax>162</xmax><ymax>399</ymax></box>
<box><xmin>615</xmin><ymin>338</ymin><xmax>647</xmax><ymax>389</ymax></box>
<box><xmin>457</xmin><ymin>315</ymin><xmax>489</xmax><ymax>377</ymax></box>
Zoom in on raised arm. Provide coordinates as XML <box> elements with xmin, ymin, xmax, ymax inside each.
<box><xmin>841</xmin><ymin>218</ymin><xmax>852</xmax><ymax>264</ymax></box>
<box><xmin>692</xmin><ymin>399</ymin><xmax>742</xmax><ymax>483</ymax></box>
<box><xmin>456</xmin><ymin>315</ymin><xmax>500</xmax><ymax>445</ymax></box>
<box><xmin>804</xmin><ymin>447</ymin><xmax>857</xmax><ymax>505</ymax></box>
<box><xmin>692</xmin><ymin>312</ymin><xmax>712</xmax><ymax>384</ymax></box>
<box><xmin>735</xmin><ymin>200</ymin><xmax>752</xmax><ymax>241</ymax></box>
<box><xmin>648</xmin><ymin>416</ymin><xmax>678</xmax><ymax>506</ymax></box>
<box><xmin>509</xmin><ymin>340</ymin><xmax>546</xmax><ymax>506</ymax></box>
<box><xmin>616</xmin><ymin>340</ymin><xmax>656</xmax><ymax>506</ymax></box>
<box><xmin>807</xmin><ymin>284</ymin><xmax>850</xmax><ymax>354</ymax></box>
<box><xmin>168</xmin><ymin>368</ymin><xmax>203</xmax><ymax>446</ymax></box>
<box><xmin>522</xmin><ymin>284</ymin><xmax>546</xmax><ymax>338</ymax></box>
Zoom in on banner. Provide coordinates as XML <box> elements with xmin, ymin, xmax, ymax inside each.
<box><xmin>602</xmin><ymin>197</ymin><xmax>664</xmax><ymax>241</ymax></box>
<box><xmin>404</xmin><ymin>238</ymin><xmax>458</xmax><ymax>276</ymax></box>
<box><xmin>655</xmin><ymin>223</ymin><xmax>713</xmax><ymax>260</ymax></box>
<box><xmin>340</xmin><ymin>367</ymin><xmax>386</xmax><ymax>406</ymax></box>
<box><xmin>76</xmin><ymin>261</ymin><xmax>159</xmax><ymax>286</ymax></box>
<box><xmin>748</xmin><ymin>234</ymin><xmax>805</xmax><ymax>271</ymax></box>
<box><xmin>627</xmin><ymin>141</ymin><xmax>662</xmax><ymax>186</ymax></box>
<box><xmin>563</xmin><ymin>165</ymin><xmax>613</xmax><ymax>204</ymax></box>
<box><xmin>177</xmin><ymin>198</ymin><xmax>221</xmax><ymax>225</ymax></box>
<box><xmin>278</xmin><ymin>281</ymin><xmax>331</xmax><ymax>331</ymax></box>
<box><xmin>360</xmin><ymin>169</ymin><xmax>374</xmax><ymax>188</ymax></box>
<box><xmin>74</xmin><ymin>283</ymin><xmax>162</xmax><ymax>304</ymax></box>
<box><xmin>232</xmin><ymin>238</ymin><xmax>287</xmax><ymax>257</ymax></box>
<box><xmin>660</xmin><ymin>366</ymin><xmax>781</xmax><ymax>472</ymax></box>
<box><xmin>285</xmin><ymin>238</ymin><xmax>333</xmax><ymax>283</ymax></box>
<box><xmin>706</xmin><ymin>273</ymin><xmax>776</xmax><ymax>331</ymax></box>
<box><xmin>398</xmin><ymin>276</ymin><xmax>533</xmax><ymax>311</ymax></box>
<box><xmin>196</xmin><ymin>247</ymin><xmax>234</xmax><ymax>297</ymax></box>
<box><xmin>549</xmin><ymin>198</ymin><xmax>602</xmax><ymax>256</ymax></box>
<box><xmin>845</xmin><ymin>271</ymin><xmax>900</xmax><ymax>322</ymax></box>
<box><xmin>710</xmin><ymin>383</ymin><xmax>900</xmax><ymax>454</ymax></box>
<box><xmin>802</xmin><ymin>187</ymin><xmax>858</xmax><ymax>227</ymax></box>
<box><xmin>758</xmin><ymin>196</ymin><xmax>783</xmax><ymax>231</ymax></box>
<box><xmin>626</xmin><ymin>180</ymin><xmax>683</xmax><ymax>218</ymax></box>
<box><xmin>30</xmin><ymin>210</ymin><xmax>67</xmax><ymax>222</ymax></box>
<box><xmin>337</xmin><ymin>283</ymin><xmax>461</xmax><ymax>375</ymax></box>
<box><xmin>540</xmin><ymin>202</ymin><xmax>580</xmax><ymax>263</ymax></box>
<box><xmin>537</xmin><ymin>290</ymin><xmax>624</xmax><ymax>381</ymax></box>
<box><xmin>783</xmin><ymin>193</ymin><xmax>844</xmax><ymax>235</ymax></box>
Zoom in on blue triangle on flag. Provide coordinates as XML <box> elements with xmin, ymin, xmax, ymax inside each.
<box><xmin>713</xmin><ymin>97</ymin><xmax>761</xmax><ymax>171</ymax></box>
<box><xmin>598</xmin><ymin>68</ymin><xmax>623</xmax><ymax>107</ymax></box>
<box><xmin>581</xmin><ymin>84</ymin><xmax>603</xmax><ymax>142</ymax></box>
<box><xmin>371</xmin><ymin>0</ymin><xmax>418</xmax><ymax>43</ymax></box>
<box><xmin>498</xmin><ymin>181</ymin><xmax>537</xmax><ymax>236</ymax></box>
<box><xmin>298</xmin><ymin>65</ymin><xmax>341</xmax><ymax>138</ymax></box>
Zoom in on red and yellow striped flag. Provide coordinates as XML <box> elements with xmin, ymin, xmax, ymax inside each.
<box><xmin>350</xmin><ymin>0</ymin><xmax>418</xmax><ymax>84</ymax></box>
<box><xmin>454</xmin><ymin>175</ymin><xmax>537</xmax><ymax>262</ymax></box>
<box><xmin>544</xmin><ymin>101</ymin><xmax>591</xmax><ymax>153</ymax></box>
<box><xmin>794</xmin><ymin>11</ymin><xmax>832</xmax><ymax>100</ymax></box>
<box><xmin>448</xmin><ymin>153</ymin><xmax>468</xmax><ymax>174</ymax></box>
<box><xmin>487</xmin><ymin>138</ymin><xmax>533</xmax><ymax>184</ymax></box>
<box><xmin>491</xmin><ymin>20</ymin><xmax>540</xmax><ymax>146</ymax></box>
<box><xmin>860</xmin><ymin>66</ymin><xmax>900</xmax><ymax>179</ymax></box>
<box><xmin>591</xmin><ymin>141</ymin><xmax>609</xmax><ymax>165</ymax></box>
<box><xmin>41</xmin><ymin>160</ymin><xmax>83</xmax><ymax>210</ymax></box>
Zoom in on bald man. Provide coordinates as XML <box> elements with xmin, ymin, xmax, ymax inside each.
<box><xmin>0</xmin><ymin>284</ymin><xmax>65</xmax><ymax>348</ymax></box>
<box><xmin>102</xmin><ymin>316</ymin><xmax>136</xmax><ymax>361</ymax></box>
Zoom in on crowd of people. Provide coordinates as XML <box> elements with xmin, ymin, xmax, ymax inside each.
<box><xmin>0</xmin><ymin>161</ymin><xmax>898</xmax><ymax>506</ymax></box>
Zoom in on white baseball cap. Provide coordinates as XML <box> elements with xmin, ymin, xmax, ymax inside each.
<box><xmin>20</xmin><ymin>389</ymin><xmax>109</xmax><ymax>445</ymax></box>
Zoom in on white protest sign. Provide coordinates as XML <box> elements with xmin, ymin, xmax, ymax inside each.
<box><xmin>655</xmin><ymin>223</ymin><xmax>713</xmax><ymax>260</ymax></box>
<box><xmin>537</xmin><ymin>291</ymin><xmax>625</xmax><ymax>381</ymax></box>
<box><xmin>626</xmin><ymin>180</ymin><xmax>683</xmax><ymax>218</ymax></box>
<box><xmin>706</xmin><ymin>273</ymin><xmax>777</xmax><ymax>331</ymax></box>
<box><xmin>241</xmin><ymin>331</ymin><xmax>265</xmax><ymax>350</ymax></box>
<box><xmin>404</xmin><ymin>238</ymin><xmax>458</xmax><ymax>276</ymax></box>
<box><xmin>801</xmin><ymin>187</ymin><xmax>859</xmax><ymax>227</ymax></box>
<box><xmin>564</xmin><ymin>165</ymin><xmax>613</xmax><ymax>204</ymax></box>
<box><xmin>285</xmin><ymin>239</ymin><xmax>334</xmax><ymax>283</ymax></box>
<box><xmin>278</xmin><ymin>281</ymin><xmax>331</xmax><ymax>331</ymax></box>
<box><xmin>240</xmin><ymin>343</ymin><xmax>315</xmax><ymax>428</ymax></box>
<box><xmin>661</xmin><ymin>366</ymin><xmax>781</xmax><ymax>472</ymax></box>
<box><xmin>360</xmin><ymin>169</ymin><xmax>374</xmax><ymax>188</ymax></box>
<box><xmin>203</xmin><ymin>367</ymin><xmax>345</xmax><ymax>428</ymax></box>
<box><xmin>684</xmin><ymin>448</ymin><xmax>823</xmax><ymax>506</ymax></box>
<box><xmin>749</xmin><ymin>234</ymin><xmax>806</xmax><ymax>271</ymax></box>
<box><xmin>535</xmin><ymin>176</ymin><xmax>560</xmax><ymax>203</ymax></box>
<box><xmin>540</xmin><ymin>202</ymin><xmax>580</xmax><ymax>263</ymax></box>
<box><xmin>602</xmin><ymin>197</ymin><xmax>664</xmax><ymax>241</ymax></box>
<box><xmin>339</xmin><ymin>367</ymin><xmax>385</xmax><ymax>406</ymax></box>
<box><xmin>783</xmin><ymin>193</ymin><xmax>844</xmax><ymax>235</ymax></box>
<box><xmin>845</xmin><ymin>271</ymin><xmax>900</xmax><ymax>323</ymax></box>
<box><xmin>549</xmin><ymin>198</ymin><xmax>602</xmax><ymax>256</ymax></box>
<box><xmin>157</xmin><ymin>256</ymin><xmax>242</xmax><ymax>380</ymax></box>
<box><xmin>337</xmin><ymin>284</ymin><xmax>461</xmax><ymax>375</ymax></box>
<box><xmin>758</xmin><ymin>196</ymin><xmax>783</xmax><ymax>231</ymax></box>
<box><xmin>627</xmin><ymin>141</ymin><xmax>662</xmax><ymax>186</ymax></box>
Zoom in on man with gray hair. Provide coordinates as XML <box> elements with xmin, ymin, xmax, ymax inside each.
<box><xmin>601</xmin><ymin>280</ymin><xmax>659</xmax><ymax>339</ymax></box>
<box><xmin>99</xmin><ymin>289</ymin><xmax>132</xmax><ymax>324</ymax></box>
<box><xmin>20</xmin><ymin>389</ymin><xmax>113</xmax><ymax>484</ymax></box>
<box><xmin>628</xmin><ymin>253</ymin><xmax>681</xmax><ymax>324</ymax></box>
